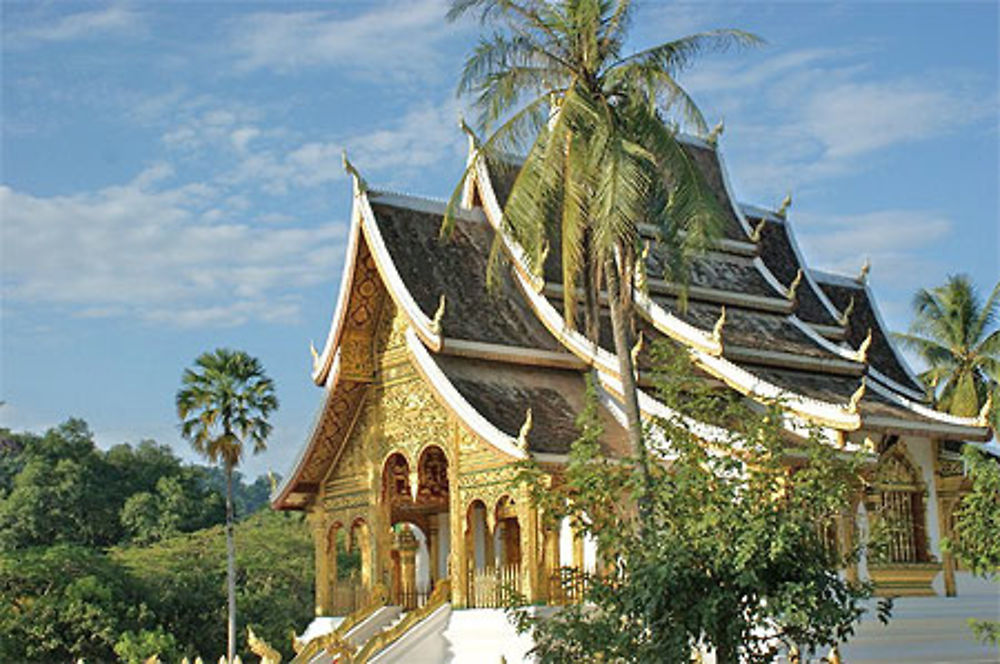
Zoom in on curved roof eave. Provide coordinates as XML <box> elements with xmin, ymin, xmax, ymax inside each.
<box><xmin>405</xmin><ymin>326</ymin><xmax>529</xmax><ymax>460</ymax></box>
<box><xmin>467</xmin><ymin>148</ymin><xmax>864</xmax><ymax>433</ymax></box>
<box><xmin>271</xmin><ymin>350</ymin><xmax>343</xmax><ymax>510</ymax></box>
<box><xmin>811</xmin><ymin>268</ymin><xmax>929</xmax><ymax>396</ymax></box>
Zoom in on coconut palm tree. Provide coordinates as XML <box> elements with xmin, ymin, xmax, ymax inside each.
<box><xmin>445</xmin><ymin>0</ymin><xmax>760</xmax><ymax>490</ymax></box>
<box><xmin>176</xmin><ymin>349</ymin><xmax>278</xmax><ymax>663</ymax></box>
<box><xmin>894</xmin><ymin>275</ymin><xmax>999</xmax><ymax>422</ymax></box>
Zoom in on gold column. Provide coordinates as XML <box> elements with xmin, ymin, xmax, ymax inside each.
<box><xmin>518</xmin><ymin>488</ymin><xmax>541</xmax><ymax>602</ymax></box>
<box><xmin>395</xmin><ymin>526</ymin><xmax>419</xmax><ymax>607</ymax></box>
<box><xmin>308</xmin><ymin>511</ymin><xmax>331</xmax><ymax>615</ymax></box>
<box><xmin>428</xmin><ymin>520</ymin><xmax>440</xmax><ymax>584</ymax></box>
<box><xmin>448</xmin><ymin>425</ymin><xmax>468</xmax><ymax>607</ymax></box>
<box><xmin>542</xmin><ymin>525</ymin><xmax>560</xmax><ymax>602</ymax></box>
<box><xmin>940</xmin><ymin>499</ymin><xmax>957</xmax><ymax>597</ymax></box>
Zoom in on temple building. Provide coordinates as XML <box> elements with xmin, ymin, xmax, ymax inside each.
<box><xmin>272</xmin><ymin>127</ymin><xmax>992</xmax><ymax>661</ymax></box>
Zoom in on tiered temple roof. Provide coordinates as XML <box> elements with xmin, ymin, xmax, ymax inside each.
<box><xmin>273</xmin><ymin>132</ymin><xmax>990</xmax><ymax>510</ymax></box>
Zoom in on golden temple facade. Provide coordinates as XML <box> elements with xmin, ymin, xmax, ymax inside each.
<box><xmin>272</xmin><ymin>130</ymin><xmax>992</xmax><ymax>621</ymax></box>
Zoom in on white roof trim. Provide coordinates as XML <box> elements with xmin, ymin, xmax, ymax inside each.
<box><xmin>779</xmin><ymin>219</ymin><xmax>846</xmax><ymax>322</ymax></box>
<box><xmin>405</xmin><ymin>327</ymin><xmax>528</xmax><ymax>460</ymax></box>
<box><xmin>810</xmin><ymin>268</ymin><xmax>927</xmax><ymax>391</ymax></box>
<box><xmin>472</xmin><ymin>150</ymin><xmax>864</xmax><ymax>432</ymax></box>
<box><xmin>691</xmin><ymin>348</ymin><xmax>862</xmax><ymax>429</ymax></box>
<box><xmin>357</xmin><ymin>187</ymin><xmax>443</xmax><ymax>352</ymax></box>
<box><xmin>866</xmin><ymin>378</ymin><xmax>988</xmax><ymax>430</ymax></box>
<box><xmin>440</xmin><ymin>337</ymin><xmax>586</xmax><ymax>370</ymax></box>
<box><xmin>312</xmin><ymin>187</ymin><xmax>363</xmax><ymax>385</ymax></box>
<box><xmin>273</xmin><ymin>350</ymin><xmax>343</xmax><ymax>508</ymax></box>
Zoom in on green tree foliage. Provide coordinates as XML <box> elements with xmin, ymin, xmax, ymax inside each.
<box><xmin>0</xmin><ymin>419</ymin><xmax>301</xmax><ymax>662</ymax></box>
<box><xmin>121</xmin><ymin>472</ymin><xmax>224</xmax><ymax>545</ymax></box>
<box><xmin>514</xmin><ymin>348</ymin><xmax>881</xmax><ymax>663</ymax></box>
<box><xmin>0</xmin><ymin>419</ymin><xmax>121</xmax><ymax>549</ymax></box>
<box><xmin>113</xmin><ymin>510</ymin><xmax>314</xmax><ymax>661</ymax></box>
<box><xmin>945</xmin><ymin>446</ymin><xmax>1000</xmax><ymax>647</ymax></box>
<box><xmin>446</xmin><ymin>0</ymin><xmax>760</xmax><ymax>501</ymax></box>
<box><xmin>0</xmin><ymin>544</ymin><xmax>140</xmax><ymax>663</ymax></box>
<box><xmin>176</xmin><ymin>348</ymin><xmax>279</xmax><ymax>663</ymax></box>
<box><xmin>894</xmin><ymin>275</ymin><xmax>1000</xmax><ymax>425</ymax></box>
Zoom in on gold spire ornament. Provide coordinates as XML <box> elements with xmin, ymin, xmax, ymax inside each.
<box><xmin>786</xmin><ymin>269</ymin><xmax>803</xmax><ymax>301</ymax></box>
<box><xmin>978</xmin><ymin>392</ymin><xmax>994</xmax><ymax>426</ymax></box>
<box><xmin>854</xmin><ymin>328</ymin><xmax>873</xmax><ymax>363</ymax></box>
<box><xmin>309</xmin><ymin>340</ymin><xmax>319</xmax><ymax>366</ymax></box>
<box><xmin>342</xmin><ymin>151</ymin><xmax>368</xmax><ymax>194</ymax></box>
<box><xmin>848</xmin><ymin>378</ymin><xmax>867</xmax><ymax>414</ymax></box>
<box><xmin>517</xmin><ymin>408</ymin><xmax>533</xmax><ymax>451</ymax></box>
<box><xmin>712</xmin><ymin>306</ymin><xmax>727</xmax><ymax>348</ymax></box>
<box><xmin>858</xmin><ymin>257</ymin><xmax>871</xmax><ymax>284</ymax></box>
<box><xmin>707</xmin><ymin>119</ymin><xmax>725</xmax><ymax>145</ymax></box>
<box><xmin>838</xmin><ymin>295</ymin><xmax>855</xmax><ymax>327</ymax></box>
<box><xmin>630</xmin><ymin>331</ymin><xmax>645</xmax><ymax>373</ymax></box>
<box><xmin>777</xmin><ymin>192</ymin><xmax>792</xmax><ymax>219</ymax></box>
<box><xmin>750</xmin><ymin>218</ymin><xmax>767</xmax><ymax>242</ymax></box>
<box><xmin>430</xmin><ymin>294</ymin><xmax>446</xmax><ymax>336</ymax></box>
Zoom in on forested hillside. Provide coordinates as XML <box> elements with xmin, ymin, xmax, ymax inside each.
<box><xmin>0</xmin><ymin>419</ymin><xmax>314</xmax><ymax>663</ymax></box>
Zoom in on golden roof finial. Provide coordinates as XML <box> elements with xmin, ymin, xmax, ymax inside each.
<box><xmin>858</xmin><ymin>257</ymin><xmax>871</xmax><ymax>284</ymax></box>
<box><xmin>636</xmin><ymin>241</ymin><xmax>650</xmax><ymax>293</ymax></box>
<box><xmin>429</xmin><ymin>294</ymin><xmax>446</xmax><ymax>336</ymax></box>
<box><xmin>342</xmin><ymin>151</ymin><xmax>367</xmax><ymax>194</ymax></box>
<box><xmin>848</xmin><ymin>377</ymin><xmax>866</xmax><ymax>414</ymax></box>
<box><xmin>979</xmin><ymin>392</ymin><xmax>994</xmax><ymax>426</ymax></box>
<box><xmin>712</xmin><ymin>306</ymin><xmax>727</xmax><ymax>348</ymax></box>
<box><xmin>310</xmin><ymin>339</ymin><xmax>319</xmax><ymax>365</ymax></box>
<box><xmin>517</xmin><ymin>408</ymin><xmax>533</xmax><ymax>451</ymax></box>
<box><xmin>777</xmin><ymin>192</ymin><xmax>792</xmax><ymax>219</ymax></box>
<box><xmin>855</xmin><ymin>328</ymin><xmax>873</xmax><ymax>363</ymax></box>
<box><xmin>750</xmin><ymin>217</ymin><xmax>767</xmax><ymax>242</ymax></box>
<box><xmin>786</xmin><ymin>268</ymin><xmax>803</xmax><ymax>301</ymax></box>
<box><xmin>707</xmin><ymin>118</ymin><xmax>725</xmax><ymax>145</ymax></box>
<box><xmin>630</xmin><ymin>331</ymin><xmax>644</xmax><ymax>373</ymax></box>
<box><xmin>267</xmin><ymin>470</ymin><xmax>278</xmax><ymax>494</ymax></box>
<box><xmin>838</xmin><ymin>295</ymin><xmax>855</xmax><ymax>327</ymax></box>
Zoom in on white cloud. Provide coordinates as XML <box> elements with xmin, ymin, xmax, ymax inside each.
<box><xmin>795</xmin><ymin>209</ymin><xmax>953</xmax><ymax>282</ymax></box>
<box><xmin>227</xmin><ymin>0</ymin><xmax>455</xmax><ymax>78</ymax></box>
<box><xmin>10</xmin><ymin>5</ymin><xmax>141</xmax><ymax>45</ymax></box>
<box><xmin>682</xmin><ymin>48</ymin><xmax>995</xmax><ymax>200</ymax></box>
<box><xmin>0</xmin><ymin>167</ymin><xmax>343</xmax><ymax>328</ymax></box>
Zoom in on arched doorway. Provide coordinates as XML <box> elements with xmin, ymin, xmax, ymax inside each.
<box><xmin>871</xmin><ymin>450</ymin><xmax>929</xmax><ymax>564</ymax></box>
<box><xmin>381</xmin><ymin>447</ymin><xmax>450</xmax><ymax>607</ymax></box>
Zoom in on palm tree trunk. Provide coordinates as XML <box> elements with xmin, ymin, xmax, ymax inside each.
<box><xmin>603</xmin><ymin>256</ymin><xmax>653</xmax><ymax>511</ymax></box>
<box><xmin>225</xmin><ymin>462</ymin><xmax>237</xmax><ymax>664</ymax></box>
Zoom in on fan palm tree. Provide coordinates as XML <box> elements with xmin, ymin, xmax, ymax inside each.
<box><xmin>176</xmin><ymin>349</ymin><xmax>278</xmax><ymax>663</ymax></box>
<box><xmin>894</xmin><ymin>275</ymin><xmax>999</xmax><ymax>423</ymax></box>
<box><xmin>445</xmin><ymin>0</ymin><xmax>760</xmax><ymax>493</ymax></box>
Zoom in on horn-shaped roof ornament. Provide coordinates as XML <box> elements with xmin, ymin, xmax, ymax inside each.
<box><xmin>430</xmin><ymin>294</ymin><xmax>446</xmax><ymax>336</ymax></box>
<box><xmin>786</xmin><ymin>269</ymin><xmax>803</xmax><ymax>301</ymax></box>
<box><xmin>838</xmin><ymin>295</ymin><xmax>855</xmax><ymax>327</ymax></box>
<box><xmin>342</xmin><ymin>151</ymin><xmax>367</xmax><ymax>194</ymax></box>
<box><xmin>750</xmin><ymin>217</ymin><xmax>767</xmax><ymax>242</ymax></box>
<box><xmin>978</xmin><ymin>392</ymin><xmax>994</xmax><ymax>426</ymax></box>
<box><xmin>857</xmin><ymin>257</ymin><xmax>871</xmax><ymax>284</ymax></box>
<box><xmin>777</xmin><ymin>192</ymin><xmax>792</xmax><ymax>219</ymax></box>
<box><xmin>854</xmin><ymin>328</ymin><xmax>873</xmax><ymax>364</ymax></box>
<box><xmin>712</xmin><ymin>306</ymin><xmax>727</xmax><ymax>348</ymax></box>
<box><xmin>517</xmin><ymin>408</ymin><xmax>533</xmax><ymax>451</ymax></box>
<box><xmin>848</xmin><ymin>377</ymin><xmax>866</xmax><ymax>415</ymax></box>
<box><xmin>707</xmin><ymin>119</ymin><xmax>725</xmax><ymax>145</ymax></box>
<box><xmin>458</xmin><ymin>114</ymin><xmax>479</xmax><ymax>149</ymax></box>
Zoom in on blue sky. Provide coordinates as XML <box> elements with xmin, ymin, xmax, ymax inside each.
<box><xmin>1</xmin><ymin>1</ymin><xmax>997</xmax><ymax>480</ymax></box>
